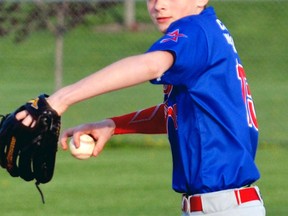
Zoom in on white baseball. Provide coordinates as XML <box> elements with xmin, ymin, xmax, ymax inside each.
<box><xmin>69</xmin><ymin>134</ymin><xmax>96</xmax><ymax>160</ymax></box>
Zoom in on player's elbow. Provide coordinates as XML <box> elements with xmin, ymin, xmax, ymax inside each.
<box><xmin>143</xmin><ymin>51</ymin><xmax>174</xmax><ymax>79</ymax></box>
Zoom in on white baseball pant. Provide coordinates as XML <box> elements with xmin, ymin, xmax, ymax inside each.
<box><xmin>181</xmin><ymin>186</ymin><xmax>265</xmax><ymax>216</ymax></box>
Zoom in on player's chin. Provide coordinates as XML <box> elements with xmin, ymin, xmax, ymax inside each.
<box><xmin>153</xmin><ymin>22</ymin><xmax>169</xmax><ymax>33</ymax></box>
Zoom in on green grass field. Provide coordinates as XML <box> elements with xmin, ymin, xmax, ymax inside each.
<box><xmin>0</xmin><ymin>145</ymin><xmax>287</xmax><ymax>215</ymax></box>
<box><xmin>0</xmin><ymin>1</ymin><xmax>287</xmax><ymax>215</ymax></box>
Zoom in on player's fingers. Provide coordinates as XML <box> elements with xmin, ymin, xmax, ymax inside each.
<box><xmin>60</xmin><ymin>136</ymin><xmax>68</xmax><ymax>150</ymax></box>
<box><xmin>72</xmin><ymin>133</ymin><xmax>82</xmax><ymax>148</ymax></box>
<box><xmin>30</xmin><ymin>120</ymin><xmax>36</xmax><ymax>128</ymax></box>
<box><xmin>60</xmin><ymin>128</ymin><xmax>75</xmax><ymax>150</ymax></box>
<box><xmin>15</xmin><ymin>111</ymin><xmax>37</xmax><ymax>128</ymax></box>
<box><xmin>92</xmin><ymin>137</ymin><xmax>107</xmax><ymax>157</ymax></box>
<box><xmin>15</xmin><ymin>110</ymin><xmax>28</xmax><ymax>121</ymax></box>
<box><xmin>21</xmin><ymin>115</ymin><xmax>34</xmax><ymax>127</ymax></box>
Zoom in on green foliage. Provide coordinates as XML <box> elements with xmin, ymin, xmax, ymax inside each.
<box><xmin>0</xmin><ymin>1</ymin><xmax>121</xmax><ymax>42</ymax></box>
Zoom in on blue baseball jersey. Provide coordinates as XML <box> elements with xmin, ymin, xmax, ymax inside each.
<box><xmin>147</xmin><ymin>7</ymin><xmax>260</xmax><ymax>195</ymax></box>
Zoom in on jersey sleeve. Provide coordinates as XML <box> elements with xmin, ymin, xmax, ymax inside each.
<box><xmin>110</xmin><ymin>104</ymin><xmax>167</xmax><ymax>135</ymax></box>
<box><xmin>147</xmin><ymin>18</ymin><xmax>208</xmax><ymax>86</ymax></box>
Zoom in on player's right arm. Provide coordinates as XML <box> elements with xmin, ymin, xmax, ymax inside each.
<box><xmin>110</xmin><ymin>103</ymin><xmax>166</xmax><ymax>135</ymax></box>
<box><xmin>60</xmin><ymin>104</ymin><xmax>166</xmax><ymax>156</ymax></box>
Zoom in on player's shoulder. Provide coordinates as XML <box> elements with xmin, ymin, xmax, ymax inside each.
<box><xmin>171</xmin><ymin>16</ymin><xmax>203</xmax><ymax>31</ymax></box>
<box><xmin>170</xmin><ymin>7</ymin><xmax>217</xmax><ymax>34</ymax></box>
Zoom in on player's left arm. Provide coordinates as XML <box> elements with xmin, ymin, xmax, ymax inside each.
<box><xmin>47</xmin><ymin>51</ymin><xmax>174</xmax><ymax>116</ymax></box>
<box><xmin>16</xmin><ymin>51</ymin><xmax>174</xmax><ymax>126</ymax></box>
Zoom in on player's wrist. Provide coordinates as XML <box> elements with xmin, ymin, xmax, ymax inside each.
<box><xmin>46</xmin><ymin>96</ymin><xmax>68</xmax><ymax>116</ymax></box>
<box><xmin>103</xmin><ymin>119</ymin><xmax>116</xmax><ymax>134</ymax></box>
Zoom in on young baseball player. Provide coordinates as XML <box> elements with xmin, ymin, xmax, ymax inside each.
<box><xmin>17</xmin><ymin>0</ymin><xmax>265</xmax><ymax>215</ymax></box>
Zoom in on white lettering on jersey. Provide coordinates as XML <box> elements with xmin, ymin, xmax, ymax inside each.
<box><xmin>216</xmin><ymin>19</ymin><xmax>237</xmax><ymax>53</ymax></box>
<box><xmin>223</xmin><ymin>33</ymin><xmax>237</xmax><ymax>53</ymax></box>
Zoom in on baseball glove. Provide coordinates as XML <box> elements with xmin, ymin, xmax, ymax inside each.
<box><xmin>0</xmin><ymin>94</ymin><xmax>61</xmax><ymax>203</ymax></box>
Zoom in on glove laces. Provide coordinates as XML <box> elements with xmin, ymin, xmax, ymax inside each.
<box><xmin>35</xmin><ymin>181</ymin><xmax>45</xmax><ymax>204</ymax></box>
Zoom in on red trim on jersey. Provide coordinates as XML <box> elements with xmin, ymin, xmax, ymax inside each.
<box><xmin>110</xmin><ymin>104</ymin><xmax>167</xmax><ymax>135</ymax></box>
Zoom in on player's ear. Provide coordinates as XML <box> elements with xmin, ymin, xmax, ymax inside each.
<box><xmin>196</xmin><ymin>0</ymin><xmax>209</xmax><ymax>8</ymax></box>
